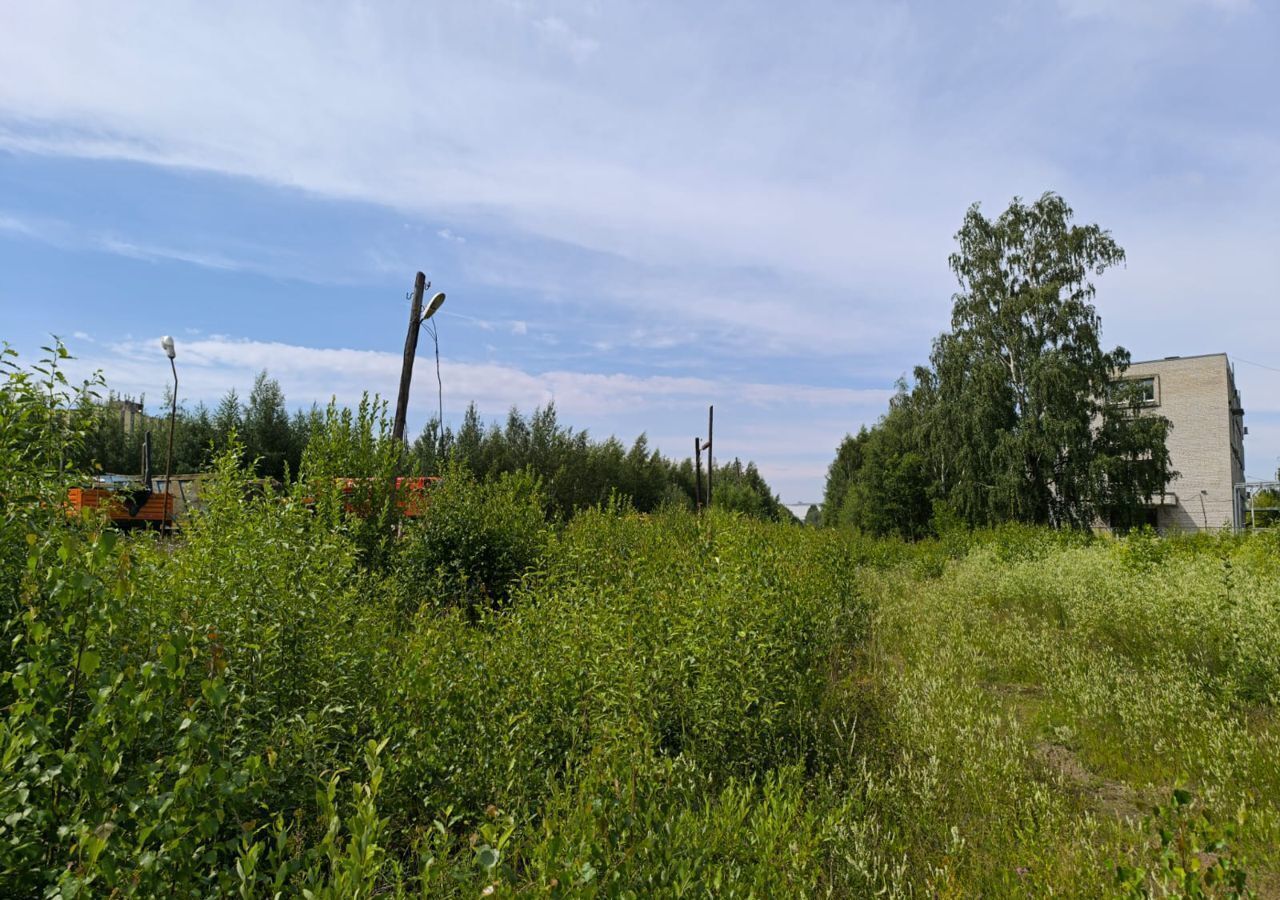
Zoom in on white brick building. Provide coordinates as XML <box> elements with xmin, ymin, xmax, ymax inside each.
<box><xmin>1112</xmin><ymin>354</ymin><xmax>1245</xmax><ymax>532</ymax></box>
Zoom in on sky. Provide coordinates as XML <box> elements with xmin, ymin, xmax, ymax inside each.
<box><xmin>1</xmin><ymin>0</ymin><xmax>1278</xmax><ymax>508</ymax></box>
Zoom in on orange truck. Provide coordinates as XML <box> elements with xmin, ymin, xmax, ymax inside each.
<box><xmin>67</xmin><ymin>430</ymin><xmax>179</xmax><ymax>531</ymax></box>
<box><xmin>66</xmin><ymin>482</ymin><xmax>177</xmax><ymax>531</ymax></box>
<box><xmin>333</xmin><ymin>475</ymin><xmax>438</xmax><ymax>518</ymax></box>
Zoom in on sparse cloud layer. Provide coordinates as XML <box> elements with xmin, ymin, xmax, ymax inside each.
<box><xmin>1</xmin><ymin>0</ymin><xmax>1278</xmax><ymax>498</ymax></box>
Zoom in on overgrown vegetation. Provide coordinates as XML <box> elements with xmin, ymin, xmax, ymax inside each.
<box><xmin>79</xmin><ymin>366</ymin><xmax>788</xmax><ymax>521</ymax></box>
<box><xmin>3</xmin><ymin>346</ymin><xmax>1276</xmax><ymax>896</ymax></box>
<box><xmin>853</xmin><ymin>526</ymin><xmax>1279</xmax><ymax>896</ymax></box>
<box><xmin>413</xmin><ymin>401</ymin><xmax>789</xmax><ymax>520</ymax></box>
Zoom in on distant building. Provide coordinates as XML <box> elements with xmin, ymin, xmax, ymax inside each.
<box><xmin>1110</xmin><ymin>353</ymin><xmax>1245</xmax><ymax>532</ymax></box>
<box><xmin>108</xmin><ymin>395</ymin><xmax>145</xmax><ymax>434</ymax></box>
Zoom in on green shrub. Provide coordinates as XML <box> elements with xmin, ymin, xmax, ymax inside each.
<box><xmin>1115</xmin><ymin>789</ymin><xmax>1252</xmax><ymax>898</ymax></box>
<box><xmin>393</xmin><ymin>462</ymin><xmax>548</xmax><ymax>615</ymax></box>
<box><xmin>296</xmin><ymin>395</ymin><xmax>404</xmax><ymax>571</ymax></box>
<box><xmin>0</xmin><ymin>343</ymin><xmax>102</xmax><ymax>673</ymax></box>
<box><xmin>372</xmin><ymin>508</ymin><xmax>866</xmax><ymax>837</ymax></box>
<box><xmin>138</xmin><ymin>445</ymin><xmax>396</xmax><ymax>808</ymax></box>
<box><xmin>0</xmin><ymin>527</ymin><xmax>275</xmax><ymax>895</ymax></box>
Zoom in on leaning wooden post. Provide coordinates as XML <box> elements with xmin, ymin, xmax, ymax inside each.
<box><xmin>392</xmin><ymin>271</ymin><xmax>427</xmax><ymax>445</ymax></box>
<box><xmin>694</xmin><ymin>437</ymin><xmax>703</xmax><ymax>511</ymax></box>
<box><xmin>706</xmin><ymin>405</ymin><xmax>714</xmax><ymax>509</ymax></box>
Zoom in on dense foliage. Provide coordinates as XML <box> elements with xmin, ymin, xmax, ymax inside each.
<box><xmin>78</xmin><ymin>360</ymin><xmax>786</xmax><ymax>522</ymax></box>
<box><xmin>82</xmin><ymin>371</ymin><xmax>313</xmax><ymax>482</ymax></box>
<box><xmin>3</xmin><ymin>346</ymin><xmax>1276</xmax><ymax>896</ymax></box>
<box><xmin>1</xmin><ymin>347</ymin><xmax>852</xmax><ymax>895</ymax></box>
<box><xmin>413</xmin><ymin>402</ymin><xmax>788</xmax><ymax>521</ymax></box>
<box><xmin>824</xmin><ymin>193</ymin><xmax>1174</xmax><ymax>536</ymax></box>
<box><xmin>393</xmin><ymin>463</ymin><xmax>549</xmax><ymax>615</ymax></box>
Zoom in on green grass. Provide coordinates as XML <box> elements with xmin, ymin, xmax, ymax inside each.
<box><xmin>852</xmin><ymin>532</ymin><xmax>1280</xmax><ymax>896</ymax></box>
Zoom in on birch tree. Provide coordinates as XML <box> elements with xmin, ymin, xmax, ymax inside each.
<box><xmin>923</xmin><ymin>192</ymin><xmax>1171</xmax><ymax>528</ymax></box>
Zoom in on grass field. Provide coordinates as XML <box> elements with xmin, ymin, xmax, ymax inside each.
<box><xmin>4</xmin><ymin>428</ymin><xmax>1279</xmax><ymax>894</ymax></box>
<box><xmin>853</xmin><ymin>529</ymin><xmax>1280</xmax><ymax>896</ymax></box>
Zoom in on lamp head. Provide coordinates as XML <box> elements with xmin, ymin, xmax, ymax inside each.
<box><xmin>422</xmin><ymin>291</ymin><xmax>446</xmax><ymax>322</ymax></box>
<box><xmin>160</xmin><ymin>335</ymin><xmax>176</xmax><ymax>359</ymax></box>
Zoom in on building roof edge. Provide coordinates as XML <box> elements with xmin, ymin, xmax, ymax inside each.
<box><xmin>1127</xmin><ymin>352</ymin><xmax>1229</xmax><ymax>367</ymax></box>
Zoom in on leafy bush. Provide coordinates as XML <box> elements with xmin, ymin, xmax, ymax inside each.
<box><xmin>1115</xmin><ymin>789</ymin><xmax>1251</xmax><ymax>898</ymax></box>
<box><xmin>1</xmin><ymin>526</ymin><xmax>277</xmax><ymax>895</ymax></box>
<box><xmin>0</xmin><ymin>344</ymin><xmax>102</xmax><ymax>668</ymax></box>
<box><xmin>139</xmin><ymin>444</ymin><xmax>395</xmax><ymax>808</ymax></box>
<box><xmin>392</xmin><ymin>462</ymin><xmax>548</xmax><ymax>614</ymax></box>
<box><xmin>296</xmin><ymin>394</ymin><xmax>404</xmax><ymax>570</ymax></box>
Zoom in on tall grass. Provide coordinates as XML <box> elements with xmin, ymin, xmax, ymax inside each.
<box><xmin>850</xmin><ymin>531</ymin><xmax>1279</xmax><ymax>895</ymax></box>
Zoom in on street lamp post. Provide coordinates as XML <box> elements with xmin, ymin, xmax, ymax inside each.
<box><xmin>392</xmin><ymin>272</ymin><xmax>448</xmax><ymax>450</ymax></box>
<box><xmin>421</xmin><ymin>291</ymin><xmax>446</xmax><ymax>458</ymax></box>
<box><xmin>160</xmin><ymin>336</ymin><xmax>177</xmax><ymax>531</ymax></box>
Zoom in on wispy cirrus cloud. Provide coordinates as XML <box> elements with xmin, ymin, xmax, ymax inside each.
<box><xmin>76</xmin><ymin>334</ymin><xmax>891</xmax><ymax>416</ymax></box>
<box><xmin>1057</xmin><ymin>0</ymin><xmax>1252</xmax><ymax>22</ymax></box>
<box><xmin>1</xmin><ymin>2</ymin><xmax>1274</xmax><ymax>346</ymax></box>
<box><xmin>94</xmin><ymin>236</ymin><xmax>244</xmax><ymax>271</ymax></box>
<box><xmin>2</xmin><ymin>0</ymin><xmax>1277</xmax><ymax>496</ymax></box>
<box><xmin>532</xmin><ymin>15</ymin><xmax>600</xmax><ymax>63</ymax></box>
<box><xmin>0</xmin><ymin>211</ymin><xmax>38</xmax><ymax>236</ymax></box>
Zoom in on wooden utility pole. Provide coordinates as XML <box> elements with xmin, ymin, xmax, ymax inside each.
<box><xmin>692</xmin><ymin>405</ymin><xmax>715</xmax><ymax>512</ymax></box>
<box><xmin>694</xmin><ymin>437</ymin><xmax>703</xmax><ymax>510</ymax></box>
<box><xmin>706</xmin><ymin>405</ymin><xmax>714</xmax><ymax>509</ymax></box>
<box><xmin>392</xmin><ymin>272</ymin><xmax>427</xmax><ymax>444</ymax></box>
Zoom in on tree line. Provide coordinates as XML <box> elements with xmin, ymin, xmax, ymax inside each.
<box><xmin>83</xmin><ymin>371</ymin><xmax>307</xmax><ymax>482</ymax></box>
<box><xmin>410</xmin><ymin>403</ymin><xmax>787</xmax><ymax>520</ymax></box>
<box><xmin>823</xmin><ymin>192</ymin><xmax>1174</xmax><ymax>538</ymax></box>
<box><xmin>81</xmin><ymin>377</ymin><xmax>788</xmax><ymax>521</ymax></box>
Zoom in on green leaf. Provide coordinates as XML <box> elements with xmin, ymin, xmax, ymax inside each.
<box><xmin>78</xmin><ymin>650</ymin><xmax>101</xmax><ymax>676</ymax></box>
<box><xmin>475</xmin><ymin>845</ymin><xmax>499</xmax><ymax>871</ymax></box>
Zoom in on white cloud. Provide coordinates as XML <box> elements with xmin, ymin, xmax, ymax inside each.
<box><xmin>77</xmin><ymin>333</ymin><xmax>888</xmax><ymax>415</ymax></box>
<box><xmin>1</xmin><ymin>1</ymin><xmax>1272</xmax><ymax>366</ymax></box>
<box><xmin>94</xmin><ymin>235</ymin><xmax>244</xmax><ymax>271</ymax></box>
<box><xmin>442</xmin><ymin>311</ymin><xmax>537</xmax><ymax>337</ymax></box>
<box><xmin>0</xmin><ymin>3</ymin><xmax>1271</xmax><ymax>308</ymax></box>
<box><xmin>1058</xmin><ymin>0</ymin><xmax>1251</xmax><ymax>22</ymax></box>
<box><xmin>533</xmin><ymin>15</ymin><xmax>599</xmax><ymax>63</ymax></box>
<box><xmin>0</xmin><ymin>212</ymin><xmax>38</xmax><ymax>236</ymax></box>
<box><xmin>0</xmin><ymin>207</ymin><xmax>253</xmax><ymax>273</ymax></box>
<box><xmin>0</xmin><ymin>3</ymin><xmax>1012</xmax><ymax>306</ymax></box>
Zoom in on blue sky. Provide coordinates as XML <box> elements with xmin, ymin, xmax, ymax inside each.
<box><xmin>2</xmin><ymin>0</ymin><xmax>1278</xmax><ymax>506</ymax></box>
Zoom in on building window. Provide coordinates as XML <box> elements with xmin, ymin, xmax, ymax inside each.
<box><xmin>1109</xmin><ymin>375</ymin><xmax>1158</xmax><ymax>406</ymax></box>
